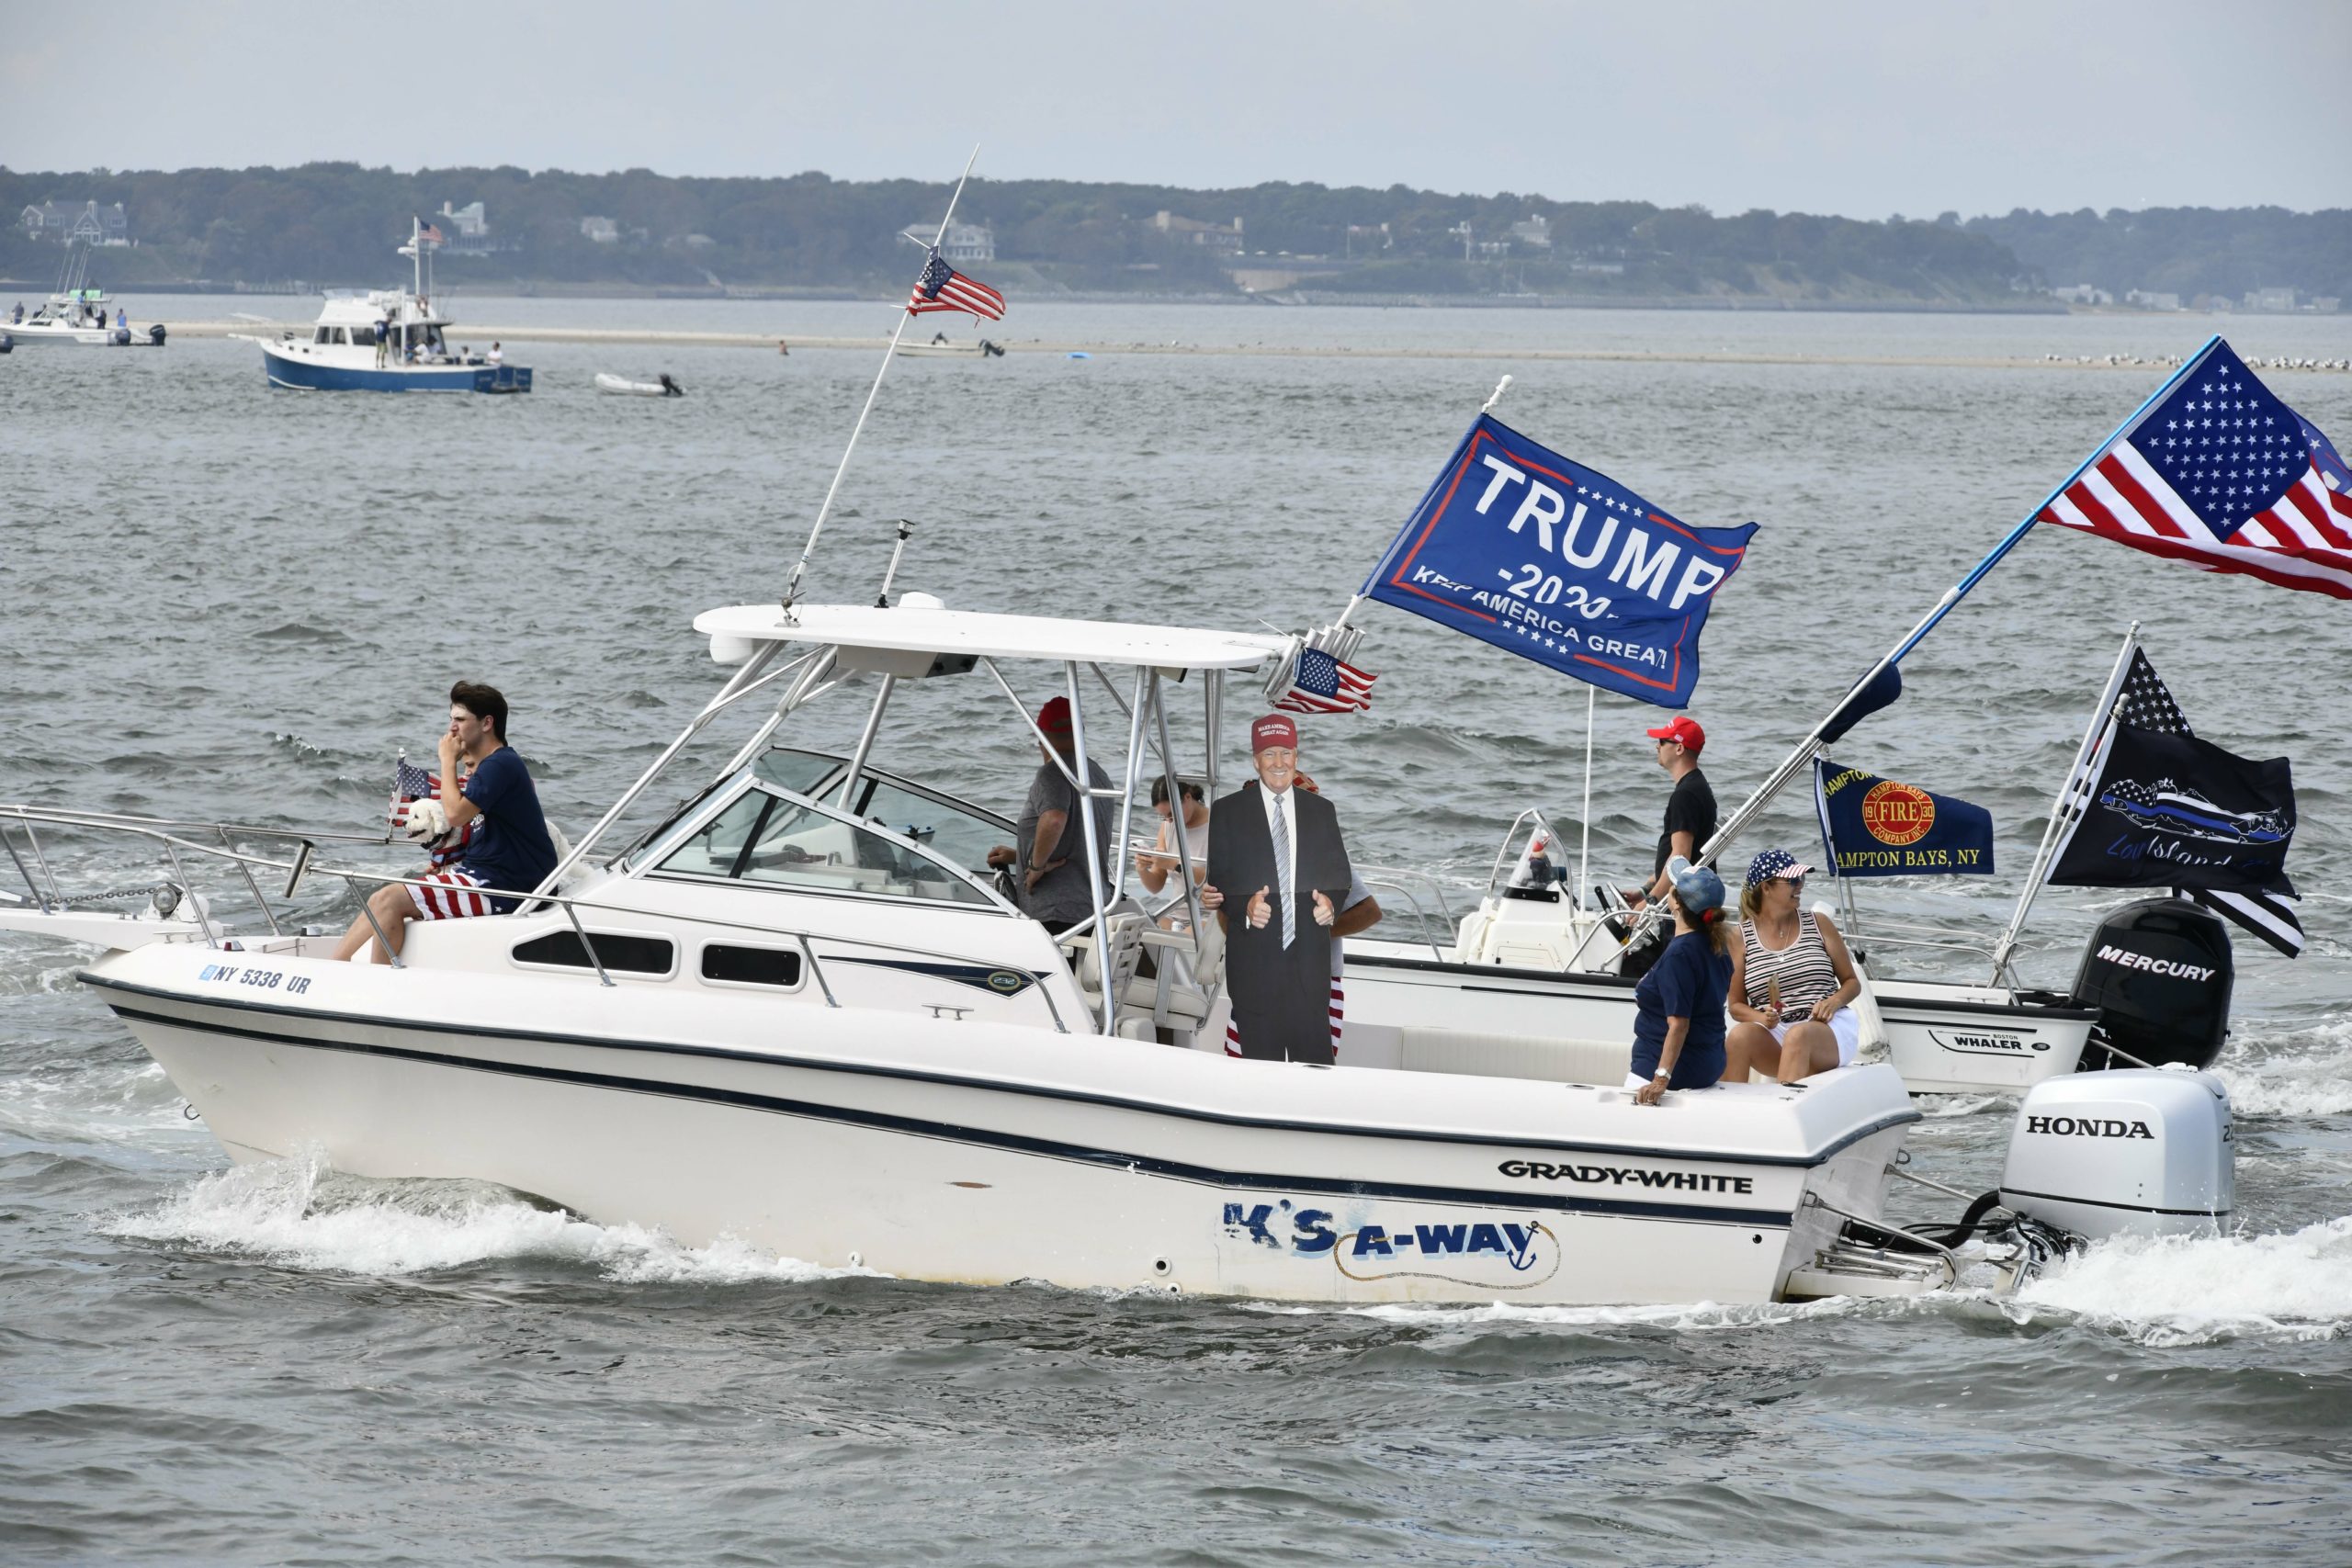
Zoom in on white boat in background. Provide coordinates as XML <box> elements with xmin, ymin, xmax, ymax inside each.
<box><xmin>896</xmin><ymin>335</ymin><xmax>1003</xmax><ymax>358</ymax></box>
<box><xmin>6</xmin><ymin>241</ymin><xmax>163</xmax><ymax>346</ymax></box>
<box><xmin>595</xmin><ymin>372</ymin><xmax>684</xmax><ymax>397</ymax></box>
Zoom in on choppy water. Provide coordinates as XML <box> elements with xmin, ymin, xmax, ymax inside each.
<box><xmin>4</xmin><ymin>301</ymin><xmax>2350</xmax><ymax>1564</ymax></box>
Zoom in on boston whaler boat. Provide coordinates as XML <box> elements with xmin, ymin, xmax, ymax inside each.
<box><xmin>241</xmin><ymin>219</ymin><xmax>528</xmax><ymax>393</ymax></box>
<box><xmin>1337</xmin><ymin>629</ymin><xmax>2238</xmax><ymax>1099</ymax></box>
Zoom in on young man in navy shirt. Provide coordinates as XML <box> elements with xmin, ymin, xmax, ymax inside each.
<box><xmin>333</xmin><ymin>682</ymin><xmax>559</xmax><ymax>964</ymax></box>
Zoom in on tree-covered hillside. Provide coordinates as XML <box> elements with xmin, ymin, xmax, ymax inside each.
<box><xmin>1</xmin><ymin>164</ymin><xmax>2340</xmax><ymax>307</ymax></box>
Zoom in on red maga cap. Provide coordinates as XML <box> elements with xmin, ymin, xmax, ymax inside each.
<box><xmin>1645</xmin><ymin>715</ymin><xmax>1705</xmax><ymax>752</ymax></box>
<box><xmin>1250</xmin><ymin>714</ymin><xmax>1298</xmax><ymax>753</ymax></box>
<box><xmin>1037</xmin><ymin>695</ymin><xmax>1073</xmax><ymax>734</ymax></box>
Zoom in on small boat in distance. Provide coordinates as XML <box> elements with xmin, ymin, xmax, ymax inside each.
<box><xmin>595</xmin><ymin>372</ymin><xmax>684</xmax><ymax>397</ymax></box>
<box><xmin>896</xmin><ymin>333</ymin><xmax>1004</xmax><ymax>359</ymax></box>
<box><xmin>241</xmin><ymin>219</ymin><xmax>529</xmax><ymax>392</ymax></box>
<box><xmin>6</xmin><ymin>241</ymin><xmax>162</xmax><ymax>346</ymax></box>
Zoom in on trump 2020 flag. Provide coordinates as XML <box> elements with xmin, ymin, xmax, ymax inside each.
<box><xmin>2040</xmin><ymin>338</ymin><xmax>2352</xmax><ymax>600</ymax></box>
<box><xmin>1363</xmin><ymin>414</ymin><xmax>1755</xmax><ymax>708</ymax></box>
<box><xmin>1813</xmin><ymin>761</ymin><xmax>1996</xmax><ymax>877</ymax></box>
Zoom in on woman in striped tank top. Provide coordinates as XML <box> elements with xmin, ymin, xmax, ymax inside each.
<box><xmin>1725</xmin><ymin>849</ymin><xmax>1863</xmax><ymax>1084</ymax></box>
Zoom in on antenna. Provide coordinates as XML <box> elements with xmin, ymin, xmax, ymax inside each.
<box><xmin>781</xmin><ymin>145</ymin><xmax>982</xmax><ymax>616</ymax></box>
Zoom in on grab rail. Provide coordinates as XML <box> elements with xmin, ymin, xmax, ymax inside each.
<box><xmin>0</xmin><ymin>804</ymin><xmax>1072</xmax><ymax>1032</ymax></box>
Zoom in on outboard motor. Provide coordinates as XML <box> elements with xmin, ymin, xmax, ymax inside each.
<box><xmin>148</xmin><ymin>322</ymin><xmax>167</xmax><ymax>345</ymax></box>
<box><xmin>1999</xmin><ymin>1068</ymin><xmax>2233</xmax><ymax>1241</ymax></box>
<box><xmin>2068</xmin><ymin>896</ymin><xmax>2233</xmax><ymax>1071</ymax></box>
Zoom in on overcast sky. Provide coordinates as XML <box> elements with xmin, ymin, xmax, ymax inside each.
<box><xmin>4</xmin><ymin>0</ymin><xmax>2346</xmax><ymax>217</ymax></box>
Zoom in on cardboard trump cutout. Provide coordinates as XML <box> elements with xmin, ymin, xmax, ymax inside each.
<box><xmin>1206</xmin><ymin>714</ymin><xmax>1355</xmax><ymax>1064</ymax></box>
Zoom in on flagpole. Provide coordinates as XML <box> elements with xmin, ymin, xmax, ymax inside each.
<box><xmin>781</xmin><ymin>145</ymin><xmax>982</xmax><ymax>614</ymax></box>
<box><xmin>1987</xmin><ymin>622</ymin><xmax>2141</xmax><ymax>982</ymax></box>
<box><xmin>1575</xmin><ymin>684</ymin><xmax>1596</xmax><ymax>913</ymax></box>
<box><xmin>1691</xmin><ymin>337</ymin><xmax>2223</xmax><ymax>874</ymax></box>
<box><xmin>1330</xmin><ymin>373</ymin><xmax>1517</xmax><ymax>646</ymax></box>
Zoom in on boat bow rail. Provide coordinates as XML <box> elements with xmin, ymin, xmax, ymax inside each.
<box><xmin>0</xmin><ymin>803</ymin><xmax>1081</xmax><ymax>1029</ymax></box>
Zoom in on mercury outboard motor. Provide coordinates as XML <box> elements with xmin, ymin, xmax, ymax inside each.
<box><xmin>2067</xmin><ymin>896</ymin><xmax>2233</xmax><ymax>1072</ymax></box>
<box><xmin>148</xmin><ymin>322</ymin><xmax>167</xmax><ymax>345</ymax></box>
<box><xmin>1999</xmin><ymin>1068</ymin><xmax>2233</xmax><ymax>1241</ymax></box>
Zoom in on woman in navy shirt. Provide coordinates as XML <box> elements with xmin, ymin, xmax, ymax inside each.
<box><xmin>1631</xmin><ymin>856</ymin><xmax>1736</xmax><ymax>1104</ymax></box>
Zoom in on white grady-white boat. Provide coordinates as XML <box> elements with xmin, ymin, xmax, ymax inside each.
<box><xmin>6</xmin><ymin>242</ymin><xmax>164</xmax><ymax>346</ymax></box>
<box><xmin>0</xmin><ymin>603</ymin><xmax>2233</xmax><ymax>1306</ymax></box>
<box><xmin>594</xmin><ymin>372</ymin><xmax>684</xmax><ymax>397</ymax></box>
<box><xmin>240</xmin><ymin>219</ymin><xmax>528</xmax><ymax>393</ymax></box>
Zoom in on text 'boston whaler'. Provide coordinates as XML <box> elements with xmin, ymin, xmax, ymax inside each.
<box><xmin>1</xmin><ymin>168</ymin><xmax>2290</xmax><ymax>1308</ymax></box>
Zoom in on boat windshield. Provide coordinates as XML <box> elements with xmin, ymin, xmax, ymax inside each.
<box><xmin>657</xmin><ymin>785</ymin><xmax>993</xmax><ymax>907</ymax></box>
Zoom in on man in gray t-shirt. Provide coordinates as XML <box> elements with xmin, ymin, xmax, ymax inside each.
<box><xmin>986</xmin><ymin>696</ymin><xmax>1113</xmax><ymax>933</ymax></box>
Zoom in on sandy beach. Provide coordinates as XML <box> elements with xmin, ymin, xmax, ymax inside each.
<box><xmin>142</xmin><ymin>317</ymin><xmax>2322</xmax><ymax>372</ymax></box>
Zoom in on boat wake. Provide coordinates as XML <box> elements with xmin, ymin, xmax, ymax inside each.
<box><xmin>97</xmin><ymin>1154</ymin><xmax>880</xmax><ymax>1286</ymax></box>
<box><xmin>2007</xmin><ymin>1215</ymin><xmax>2352</xmax><ymax>1345</ymax></box>
<box><xmin>1269</xmin><ymin>1217</ymin><xmax>2352</xmax><ymax>1346</ymax></box>
<box><xmin>2214</xmin><ymin>1022</ymin><xmax>2352</xmax><ymax>1117</ymax></box>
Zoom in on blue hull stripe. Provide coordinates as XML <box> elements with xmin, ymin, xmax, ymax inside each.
<box><xmin>260</xmin><ymin>348</ymin><xmax>530</xmax><ymax>394</ymax></box>
<box><xmin>84</xmin><ymin>971</ymin><xmax>1914</xmax><ymax>1168</ymax></box>
<box><xmin>97</xmin><ymin>996</ymin><xmax>1797</xmax><ymax>1227</ymax></box>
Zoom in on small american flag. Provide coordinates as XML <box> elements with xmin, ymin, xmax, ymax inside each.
<box><xmin>2086</xmin><ymin>649</ymin><xmax>2303</xmax><ymax>957</ymax></box>
<box><xmin>393</xmin><ymin>756</ymin><xmax>474</xmax><ymax>868</ymax></box>
<box><xmin>417</xmin><ymin>219</ymin><xmax>445</xmax><ymax>244</ymax></box>
<box><xmin>907</xmin><ymin>247</ymin><xmax>1006</xmax><ymax>321</ymax></box>
<box><xmin>1272</xmin><ymin>647</ymin><xmax>1376</xmax><ymax>715</ymax></box>
<box><xmin>2040</xmin><ymin>339</ymin><xmax>2352</xmax><ymax>600</ymax></box>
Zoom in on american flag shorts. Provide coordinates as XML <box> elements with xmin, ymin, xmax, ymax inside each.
<box><xmin>1224</xmin><ymin>979</ymin><xmax>1347</xmax><ymax>1058</ymax></box>
<box><xmin>408</xmin><ymin>868</ymin><xmax>492</xmax><ymax>921</ymax></box>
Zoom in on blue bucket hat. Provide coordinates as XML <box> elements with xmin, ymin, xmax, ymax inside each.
<box><xmin>1664</xmin><ymin>854</ymin><xmax>1726</xmax><ymax>915</ymax></box>
<box><xmin>1746</xmin><ymin>848</ymin><xmax>1814</xmax><ymax>887</ymax></box>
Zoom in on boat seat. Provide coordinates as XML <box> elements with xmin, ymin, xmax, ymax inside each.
<box><xmin>1117</xmin><ymin>927</ymin><xmax>1216</xmax><ymax>1032</ymax></box>
<box><xmin>1073</xmin><ymin>908</ymin><xmax>1150</xmax><ymax>1012</ymax></box>
<box><xmin>1396</xmin><ymin>1027</ymin><xmax>1633</xmax><ymax>1087</ymax></box>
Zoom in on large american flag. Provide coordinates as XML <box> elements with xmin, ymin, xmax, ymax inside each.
<box><xmin>1272</xmin><ymin>647</ymin><xmax>1376</xmax><ymax>715</ymax></box>
<box><xmin>907</xmin><ymin>247</ymin><xmax>1006</xmax><ymax>321</ymax></box>
<box><xmin>2100</xmin><ymin>649</ymin><xmax>2303</xmax><ymax>957</ymax></box>
<box><xmin>2040</xmin><ymin>339</ymin><xmax>2352</xmax><ymax>600</ymax></box>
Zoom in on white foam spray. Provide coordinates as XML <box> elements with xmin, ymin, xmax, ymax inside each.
<box><xmin>98</xmin><ymin>1154</ymin><xmax>880</xmax><ymax>1285</ymax></box>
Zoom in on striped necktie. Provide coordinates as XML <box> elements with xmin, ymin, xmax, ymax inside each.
<box><xmin>1272</xmin><ymin>794</ymin><xmax>1295</xmax><ymax>949</ymax></box>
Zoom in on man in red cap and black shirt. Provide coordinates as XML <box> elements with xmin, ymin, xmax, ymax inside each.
<box><xmin>1204</xmin><ymin>714</ymin><xmax>1356</xmax><ymax>1064</ymax></box>
<box><xmin>1636</xmin><ymin>714</ymin><xmax>1717</xmax><ymax>905</ymax></box>
<box><xmin>986</xmin><ymin>695</ymin><xmax>1113</xmax><ymax>935</ymax></box>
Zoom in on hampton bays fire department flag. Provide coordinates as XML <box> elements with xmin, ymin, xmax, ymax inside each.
<box><xmin>1361</xmin><ymin>413</ymin><xmax>1757</xmax><ymax>709</ymax></box>
<box><xmin>1813</xmin><ymin>761</ymin><xmax>1996</xmax><ymax>877</ymax></box>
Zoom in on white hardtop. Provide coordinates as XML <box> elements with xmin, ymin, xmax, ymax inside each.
<box><xmin>695</xmin><ymin>602</ymin><xmax>1291</xmax><ymax>672</ymax></box>
<box><xmin>317</xmin><ymin>290</ymin><xmax>446</xmax><ymax>328</ymax></box>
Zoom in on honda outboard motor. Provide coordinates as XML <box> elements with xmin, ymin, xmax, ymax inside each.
<box><xmin>1999</xmin><ymin>1068</ymin><xmax>2233</xmax><ymax>1241</ymax></box>
<box><xmin>2068</xmin><ymin>896</ymin><xmax>2233</xmax><ymax>1070</ymax></box>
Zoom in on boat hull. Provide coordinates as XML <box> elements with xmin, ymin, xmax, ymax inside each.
<box><xmin>6</xmin><ymin>322</ymin><xmax>115</xmax><ymax>345</ymax></box>
<box><xmin>1341</xmin><ymin>951</ymin><xmax>2096</xmax><ymax>1095</ymax></box>
<box><xmin>258</xmin><ymin>342</ymin><xmax>530</xmax><ymax>393</ymax></box>
<box><xmin>83</xmin><ymin>945</ymin><xmax>1916</xmax><ymax>1306</ymax></box>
